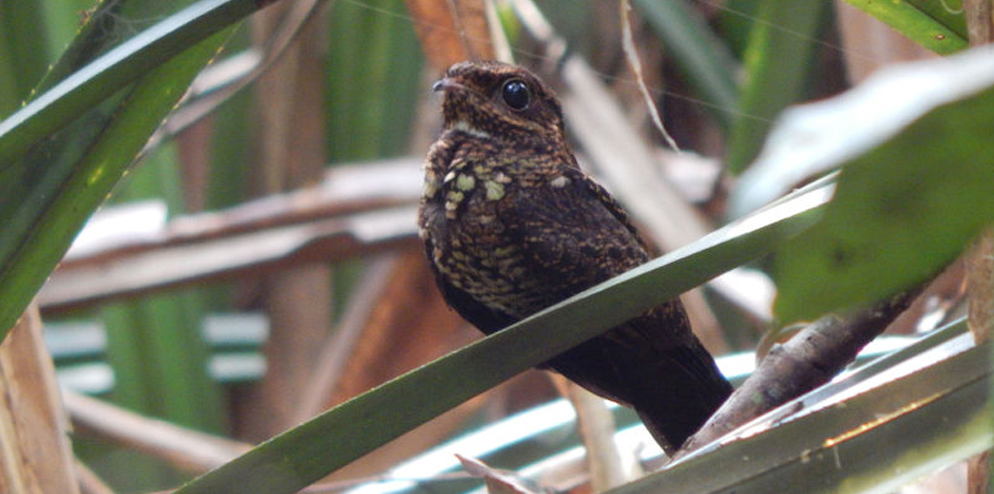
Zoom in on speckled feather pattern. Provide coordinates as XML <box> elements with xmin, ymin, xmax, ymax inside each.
<box><xmin>418</xmin><ymin>61</ymin><xmax>731</xmax><ymax>452</ymax></box>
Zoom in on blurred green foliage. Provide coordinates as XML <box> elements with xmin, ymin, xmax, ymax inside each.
<box><xmin>0</xmin><ymin>0</ymin><xmax>986</xmax><ymax>492</ymax></box>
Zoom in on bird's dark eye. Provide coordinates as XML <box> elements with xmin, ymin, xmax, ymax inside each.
<box><xmin>501</xmin><ymin>79</ymin><xmax>531</xmax><ymax>110</ymax></box>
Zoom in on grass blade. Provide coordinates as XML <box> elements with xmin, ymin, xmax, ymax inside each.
<box><xmin>0</xmin><ymin>0</ymin><xmax>276</xmax><ymax>169</ymax></box>
<box><xmin>174</xmin><ymin>181</ymin><xmax>827</xmax><ymax>494</ymax></box>
<box><xmin>0</xmin><ymin>0</ymin><xmax>278</xmax><ymax>340</ymax></box>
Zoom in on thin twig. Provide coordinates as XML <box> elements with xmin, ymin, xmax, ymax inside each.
<box><xmin>75</xmin><ymin>460</ymin><xmax>117</xmax><ymax>494</ymax></box>
<box><xmin>143</xmin><ymin>0</ymin><xmax>327</xmax><ymax>156</ymax></box>
<box><xmin>64</xmin><ymin>391</ymin><xmax>250</xmax><ymax>474</ymax></box>
<box><xmin>38</xmin><ymin>159</ymin><xmax>422</xmax><ymax>312</ymax></box>
<box><xmin>618</xmin><ymin>0</ymin><xmax>680</xmax><ymax>151</ymax></box>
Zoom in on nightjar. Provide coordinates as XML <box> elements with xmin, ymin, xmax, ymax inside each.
<box><xmin>418</xmin><ymin>60</ymin><xmax>732</xmax><ymax>453</ymax></box>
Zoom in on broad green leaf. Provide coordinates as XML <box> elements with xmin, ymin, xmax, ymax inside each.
<box><xmin>843</xmin><ymin>0</ymin><xmax>968</xmax><ymax>54</ymax></box>
<box><xmin>173</xmin><ymin>182</ymin><xmax>827</xmax><ymax>494</ymax></box>
<box><xmin>771</xmin><ymin>52</ymin><xmax>994</xmax><ymax>322</ymax></box>
<box><xmin>730</xmin><ymin>46</ymin><xmax>994</xmax><ymax>215</ymax></box>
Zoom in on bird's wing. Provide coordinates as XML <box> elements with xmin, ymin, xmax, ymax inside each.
<box><xmin>506</xmin><ymin>166</ymin><xmax>733</xmax><ymax>449</ymax></box>
<box><xmin>506</xmin><ymin>165</ymin><xmax>651</xmax><ymax>294</ymax></box>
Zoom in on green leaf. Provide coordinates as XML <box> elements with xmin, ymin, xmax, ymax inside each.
<box><xmin>772</xmin><ymin>61</ymin><xmax>994</xmax><ymax>323</ymax></box>
<box><xmin>726</xmin><ymin>0</ymin><xmax>828</xmax><ymax>173</ymax></box>
<box><xmin>173</xmin><ymin>181</ymin><xmax>826</xmax><ymax>494</ymax></box>
<box><xmin>0</xmin><ymin>1</ymin><xmax>54</xmax><ymax>115</ymax></box>
<box><xmin>0</xmin><ymin>0</ymin><xmax>273</xmax><ymax>169</ymax></box>
<box><xmin>0</xmin><ymin>36</ymin><xmax>229</xmax><ymax>341</ymax></box>
<box><xmin>0</xmin><ymin>0</ymin><xmax>277</xmax><ymax>340</ymax></box>
<box><xmin>325</xmin><ymin>0</ymin><xmax>424</xmax><ymax>162</ymax></box>
<box><xmin>842</xmin><ymin>0</ymin><xmax>968</xmax><ymax>54</ymax></box>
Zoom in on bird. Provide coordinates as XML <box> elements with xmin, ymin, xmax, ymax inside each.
<box><xmin>417</xmin><ymin>60</ymin><xmax>732</xmax><ymax>453</ymax></box>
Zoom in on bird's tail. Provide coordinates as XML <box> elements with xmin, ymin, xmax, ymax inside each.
<box><xmin>630</xmin><ymin>342</ymin><xmax>732</xmax><ymax>453</ymax></box>
<box><xmin>546</xmin><ymin>334</ymin><xmax>732</xmax><ymax>454</ymax></box>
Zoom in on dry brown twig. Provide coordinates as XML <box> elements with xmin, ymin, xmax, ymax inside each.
<box><xmin>75</xmin><ymin>460</ymin><xmax>116</xmax><ymax>494</ymax></box>
<box><xmin>967</xmin><ymin>232</ymin><xmax>993</xmax><ymax>494</ymax></box>
<box><xmin>64</xmin><ymin>391</ymin><xmax>250</xmax><ymax>474</ymax></box>
<box><xmin>38</xmin><ymin>159</ymin><xmax>423</xmax><ymax>313</ymax></box>
<box><xmin>550</xmin><ymin>375</ymin><xmax>634</xmax><ymax>492</ymax></box>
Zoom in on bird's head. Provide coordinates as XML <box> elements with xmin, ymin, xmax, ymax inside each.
<box><xmin>432</xmin><ymin>61</ymin><xmax>566</xmax><ymax>144</ymax></box>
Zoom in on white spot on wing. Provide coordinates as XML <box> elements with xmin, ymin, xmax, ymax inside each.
<box><xmin>549</xmin><ymin>175</ymin><xmax>570</xmax><ymax>188</ymax></box>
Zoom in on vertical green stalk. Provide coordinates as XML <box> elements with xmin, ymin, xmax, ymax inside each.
<box><xmin>100</xmin><ymin>138</ymin><xmax>225</xmax><ymax>491</ymax></box>
<box><xmin>324</xmin><ymin>0</ymin><xmax>424</xmax><ymax>162</ymax></box>
<box><xmin>323</xmin><ymin>0</ymin><xmax>424</xmax><ymax>315</ymax></box>
<box><xmin>726</xmin><ymin>0</ymin><xmax>828</xmax><ymax>174</ymax></box>
<box><xmin>0</xmin><ymin>3</ymin><xmax>53</xmax><ymax>115</ymax></box>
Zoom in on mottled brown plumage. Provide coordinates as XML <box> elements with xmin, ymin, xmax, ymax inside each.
<box><xmin>418</xmin><ymin>61</ymin><xmax>731</xmax><ymax>453</ymax></box>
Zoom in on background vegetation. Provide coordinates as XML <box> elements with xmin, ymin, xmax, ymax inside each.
<box><xmin>0</xmin><ymin>0</ymin><xmax>991</xmax><ymax>493</ymax></box>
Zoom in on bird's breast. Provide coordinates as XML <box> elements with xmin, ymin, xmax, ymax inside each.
<box><xmin>421</xmin><ymin>163</ymin><xmax>550</xmax><ymax>317</ymax></box>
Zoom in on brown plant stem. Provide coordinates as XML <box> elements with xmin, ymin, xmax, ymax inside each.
<box><xmin>966</xmin><ymin>228</ymin><xmax>993</xmax><ymax>493</ymax></box>
<box><xmin>240</xmin><ymin>4</ymin><xmax>333</xmax><ymax>439</ymax></box>
<box><xmin>0</xmin><ymin>305</ymin><xmax>79</xmax><ymax>494</ymax></box>
<box><xmin>965</xmin><ymin>0</ymin><xmax>993</xmax><ymax>488</ymax></box>
<box><xmin>65</xmin><ymin>391</ymin><xmax>250</xmax><ymax>474</ymax></box>
<box><xmin>552</xmin><ymin>375</ymin><xmax>631</xmax><ymax>492</ymax></box>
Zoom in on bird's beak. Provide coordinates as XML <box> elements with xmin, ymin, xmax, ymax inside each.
<box><xmin>431</xmin><ymin>77</ymin><xmax>465</xmax><ymax>93</ymax></box>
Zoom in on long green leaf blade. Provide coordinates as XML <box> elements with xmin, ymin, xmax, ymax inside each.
<box><xmin>0</xmin><ymin>29</ymin><xmax>234</xmax><ymax>338</ymax></box>
<box><xmin>843</xmin><ymin>0</ymin><xmax>968</xmax><ymax>54</ymax></box>
<box><xmin>0</xmin><ymin>0</ymin><xmax>281</xmax><ymax>339</ymax></box>
<box><xmin>0</xmin><ymin>0</ymin><xmax>276</xmax><ymax>169</ymax></box>
<box><xmin>174</xmin><ymin>182</ymin><xmax>827</xmax><ymax>494</ymax></box>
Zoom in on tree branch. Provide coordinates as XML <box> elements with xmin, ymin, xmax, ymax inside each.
<box><xmin>673</xmin><ymin>284</ymin><xmax>925</xmax><ymax>460</ymax></box>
